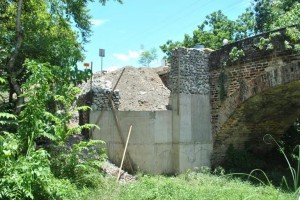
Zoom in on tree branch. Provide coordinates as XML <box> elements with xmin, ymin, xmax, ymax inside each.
<box><xmin>7</xmin><ymin>0</ymin><xmax>24</xmax><ymax>114</ymax></box>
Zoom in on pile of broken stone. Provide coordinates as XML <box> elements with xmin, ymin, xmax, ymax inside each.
<box><xmin>79</xmin><ymin>71</ymin><xmax>120</xmax><ymax>111</ymax></box>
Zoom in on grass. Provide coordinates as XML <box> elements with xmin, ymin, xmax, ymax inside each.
<box><xmin>73</xmin><ymin>171</ymin><xmax>297</xmax><ymax>200</ymax></box>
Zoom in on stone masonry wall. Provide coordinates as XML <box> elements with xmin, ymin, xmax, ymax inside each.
<box><xmin>79</xmin><ymin>73</ymin><xmax>120</xmax><ymax>111</ymax></box>
<box><xmin>168</xmin><ymin>48</ymin><xmax>210</xmax><ymax>95</ymax></box>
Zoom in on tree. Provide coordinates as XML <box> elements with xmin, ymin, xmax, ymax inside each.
<box><xmin>160</xmin><ymin>40</ymin><xmax>182</xmax><ymax>60</ymax></box>
<box><xmin>138</xmin><ymin>48</ymin><xmax>158</xmax><ymax>67</ymax></box>
<box><xmin>160</xmin><ymin>10</ymin><xmax>255</xmax><ymax>59</ymax></box>
<box><xmin>253</xmin><ymin>0</ymin><xmax>300</xmax><ymax>33</ymax></box>
<box><xmin>253</xmin><ymin>0</ymin><xmax>300</xmax><ymax>52</ymax></box>
<box><xmin>0</xmin><ymin>0</ymin><xmax>122</xmax><ymax>198</ymax></box>
<box><xmin>0</xmin><ymin>0</ymin><xmax>122</xmax><ymax>114</ymax></box>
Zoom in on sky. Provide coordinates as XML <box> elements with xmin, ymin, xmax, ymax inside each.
<box><xmin>80</xmin><ymin>0</ymin><xmax>252</xmax><ymax>72</ymax></box>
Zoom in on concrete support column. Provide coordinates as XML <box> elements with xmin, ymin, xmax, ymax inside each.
<box><xmin>168</xmin><ymin>48</ymin><xmax>213</xmax><ymax>172</ymax></box>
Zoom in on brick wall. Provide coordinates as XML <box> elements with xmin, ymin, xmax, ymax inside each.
<box><xmin>209</xmin><ymin>27</ymin><xmax>300</xmax><ymax>165</ymax></box>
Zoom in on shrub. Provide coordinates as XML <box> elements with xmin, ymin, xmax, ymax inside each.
<box><xmin>50</xmin><ymin>140</ymin><xmax>107</xmax><ymax>188</ymax></box>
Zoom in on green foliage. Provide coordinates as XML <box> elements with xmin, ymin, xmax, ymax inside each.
<box><xmin>0</xmin><ymin>60</ymin><xmax>107</xmax><ymax>199</ymax></box>
<box><xmin>160</xmin><ymin>40</ymin><xmax>181</xmax><ymax>59</ymax></box>
<box><xmin>253</xmin><ymin>0</ymin><xmax>300</xmax><ymax>54</ymax></box>
<box><xmin>138</xmin><ymin>48</ymin><xmax>158</xmax><ymax>67</ymax></box>
<box><xmin>0</xmin><ymin>1</ymin><xmax>121</xmax><ymax>199</ymax></box>
<box><xmin>1</xmin><ymin>0</ymin><xmax>122</xmax><ymax>114</ymax></box>
<box><xmin>160</xmin><ymin>9</ymin><xmax>256</xmax><ymax>59</ymax></box>
<box><xmin>0</xmin><ymin>112</ymin><xmax>16</xmax><ymax>127</ymax></box>
<box><xmin>50</xmin><ymin>140</ymin><xmax>107</xmax><ymax>188</ymax></box>
<box><xmin>17</xmin><ymin>60</ymin><xmax>81</xmax><ymax>150</ymax></box>
<box><xmin>0</xmin><ymin>132</ymin><xmax>77</xmax><ymax>199</ymax></box>
<box><xmin>192</xmin><ymin>10</ymin><xmax>238</xmax><ymax>49</ymax></box>
<box><xmin>76</xmin><ymin>172</ymin><xmax>294</xmax><ymax>200</ymax></box>
<box><xmin>160</xmin><ymin>0</ymin><xmax>300</xmax><ymax>59</ymax></box>
<box><xmin>255</xmin><ymin>32</ymin><xmax>282</xmax><ymax>52</ymax></box>
<box><xmin>229</xmin><ymin>47</ymin><xmax>245</xmax><ymax>63</ymax></box>
<box><xmin>264</xmin><ymin>134</ymin><xmax>300</xmax><ymax>192</ymax></box>
<box><xmin>218</xmin><ymin>71</ymin><xmax>228</xmax><ymax>101</ymax></box>
<box><xmin>254</xmin><ymin>0</ymin><xmax>300</xmax><ymax>33</ymax></box>
<box><xmin>224</xmin><ymin>144</ymin><xmax>264</xmax><ymax>173</ymax></box>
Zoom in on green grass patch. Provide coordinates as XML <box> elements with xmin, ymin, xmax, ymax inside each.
<box><xmin>74</xmin><ymin>172</ymin><xmax>296</xmax><ymax>200</ymax></box>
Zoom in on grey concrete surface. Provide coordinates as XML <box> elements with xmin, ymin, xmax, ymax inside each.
<box><xmin>90</xmin><ymin>93</ymin><xmax>213</xmax><ymax>174</ymax></box>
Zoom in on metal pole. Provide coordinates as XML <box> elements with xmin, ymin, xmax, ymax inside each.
<box><xmin>101</xmin><ymin>57</ymin><xmax>103</xmax><ymax>73</ymax></box>
<box><xmin>91</xmin><ymin>61</ymin><xmax>93</xmax><ymax>90</ymax></box>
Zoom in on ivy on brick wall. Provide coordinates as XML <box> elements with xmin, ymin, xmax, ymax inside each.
<box><xmin>218</xmin><ymin>70</ymin><xmax>228</xmax><ymax>101</ymax></box>
<box><xmin>255</xmin><ymin>27</ymin><xmax>300</xmax><ymax>55</ymax></box>
<box><xmin>218</xmin><ymin>47</ymin><xmax>245</xmax><ymax>101</ymax></box>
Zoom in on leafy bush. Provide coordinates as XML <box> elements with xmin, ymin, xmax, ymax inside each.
<box><xmin>0</xmin><ymin>132</ymin><xmax>77</xmax><ymax>199</ymax></box>
<box><xmin>0</xmin><ymin>60</ymin><xmax>106</xmax><ymax>199</ymax></box>
<box><xmin>223</xmin><ymin>144</ymin><xmax>265</xmax><ymax>172</ymax></box>
<box><xmin>50</xmin><ymin>140</ymin><xmax>107</xmax><ymax>188</ymax></box>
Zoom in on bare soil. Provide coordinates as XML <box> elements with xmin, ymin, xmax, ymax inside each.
<box><xmin>92</xmin><ymin>66</ymin><xmax>170</xmax><ymax>111</ymax></box>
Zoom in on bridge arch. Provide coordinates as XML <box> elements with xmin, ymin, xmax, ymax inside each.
<box><xmin>209</xmin><ymin>28</ymin><xmax>300</xmax><ymax>165</ymax></box>
<box><xmin>211</xmin><ymin>80</ymin><xmax>300</xmax><ymax>165</ymax></box>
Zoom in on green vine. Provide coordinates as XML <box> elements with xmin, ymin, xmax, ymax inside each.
<box><xmin>255</xmin><ymin>29</ymin><xmax>300</xmax><ymax>54</ymax></box>
<box><xmin>255</xmin><ymin>32</ymin><xmax>281</xmax><ymax>51</ymax></box>
<box><xmin>218</xmin><ymin>47</ymin><xmax>244</xmax><ymax>102</ymax></box>
<box><xmin>229</xmin><ymin>47</ymin><xmax>245</xmax><ymax>63</ymax></box>
<box><xmin>218</xmin><ymin>70</ymin><xmax>228</xmax><ymax>101</ymax></box>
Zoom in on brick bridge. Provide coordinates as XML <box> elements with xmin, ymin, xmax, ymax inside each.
<box><xmin>168</xmin><ymin>27</ymin><xmax>300</xmax><ymax>166</ymax></box>
<box><xmin>89</xmin><ymin>28</ymin><xmax>300</xmax><ymax>173</ymax></box>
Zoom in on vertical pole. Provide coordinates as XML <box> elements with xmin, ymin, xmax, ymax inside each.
<box><xmin>91</xmin><ymin>61</ymin><xmax>93</xmax><ymax>90</ymax></box>
<box><xmin>101</xmin><ymin>57</ymin><xmax>103</xmax><ymax>73</ymax></box>
<box><xmin>177</xmin><ymin>50</ymin><xmax>180</xmax><ymax>115</ymax></box>
<box><xmin>117</xmin><ymin>125</ymin><xmax>133</xmax><ymax>182</ymax></box>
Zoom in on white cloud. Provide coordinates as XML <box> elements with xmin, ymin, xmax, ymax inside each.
<box><xmin>90</xmin><ymin>19</ymin><xmax>109</xmax><ymax>27</ymax></box>
<box><xmin>113</xmin><ymin>50</ymin><xmax>141</xmax><ymax>62</ymax></box>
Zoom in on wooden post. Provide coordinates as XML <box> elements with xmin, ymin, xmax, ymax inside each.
<box><xmin>89</xmin><ymin>68</ymin><xmax>134</xmax><ymax>171</ymax></box>
<box><xmin>110</xmin><ymin>99</ymin><xmax>134</xmax><ymax>172</ymax></box>
<box><xmin>117</xmin><ymin>125</ymin><xmax>133</xmax><ymax>182</ymax></box>
<box><xmin>91</xmin><ymin>68</ymin><xmax>126</xmax><ymax>134</ymax></box>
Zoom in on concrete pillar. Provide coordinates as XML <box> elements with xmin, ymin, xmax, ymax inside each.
<box><xmin>168</xmin><ymin>48</ymin><xmax>213</xmax><ymax>172</ymax></box>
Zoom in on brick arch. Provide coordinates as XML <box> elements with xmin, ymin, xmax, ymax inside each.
<box><xmin>210</xmin><ymin>60</ymin><xmax>300</xmax><ymax>165</ymax></box>
<box><xmin>207</xmin><ymin>27</ymin><xmax>300</xmax><ymax>165</ymax></box>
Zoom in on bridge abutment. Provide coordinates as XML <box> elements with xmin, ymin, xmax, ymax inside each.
<box><xmin>168</xmin><ymin>48</ymin><xmax>213</xmax><ymax>172</ymax></box>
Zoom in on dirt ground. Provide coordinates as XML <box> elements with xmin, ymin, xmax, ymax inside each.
<box><xmin>91</xmin><ymin>66</ymin><xmax>171</xmax><ymax>111</ymax></box>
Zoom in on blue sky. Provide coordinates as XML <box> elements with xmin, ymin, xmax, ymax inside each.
<box><xmin>81</xmin><ymin>0</ymin><xmax>252</xmax><ymax>72</ymax></box>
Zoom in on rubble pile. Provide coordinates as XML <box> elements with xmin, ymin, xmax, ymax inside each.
<box><xmin>79</xmin><ymin>66</ymin><xmax>171</xmax><ymax>111</ymax></box>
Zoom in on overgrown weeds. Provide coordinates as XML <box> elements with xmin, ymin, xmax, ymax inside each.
<box><xmin>263</xmin><ymin>134</ymin><xmax>300</xmax><ymax>194</ymax></box>
<box><xmin>75</xmin><ymin>171</ymin><xmax>295</xmax><ymax>200</ymax></box>
<box><xmin>223</xmin><ymin>133</ymin><xmax>299</xmax><ymax>199</ymax></box>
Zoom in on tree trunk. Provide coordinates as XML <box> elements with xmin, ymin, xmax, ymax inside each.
<box><xmin>7</xmin><ymin>0</ymin><xmax>24</xmax><ymax>114</ymax></box>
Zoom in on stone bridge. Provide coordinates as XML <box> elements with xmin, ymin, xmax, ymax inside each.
<box><xmin>169</xmin><ymin>27</ymin><xmax>300</xmax><ymax>166</ymax></box>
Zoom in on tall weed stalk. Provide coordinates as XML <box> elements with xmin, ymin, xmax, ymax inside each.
<box><xmin>263</xmin><ymin>134</ymin><xmax>299</xmax><ymax>193</ymax></box>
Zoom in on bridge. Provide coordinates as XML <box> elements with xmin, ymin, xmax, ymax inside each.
<box><xmin>89</xmin><ymin>27</ymin><xmax>300</xmax><ymax>173</ymax></box>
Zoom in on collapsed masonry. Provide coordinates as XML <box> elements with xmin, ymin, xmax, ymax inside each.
<box><xmin>78</xmin><ymin>66</ymin><xmax>171</xmax><ymax>112</ymax></box>
<box><xmin>77</xmin><ymin>67</ymin><xmax>171</xmax><ymax>139</ymax></box>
